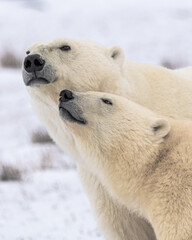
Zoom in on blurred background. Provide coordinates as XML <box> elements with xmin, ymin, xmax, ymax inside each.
<box><xmin>1</xmin><ymin>0</ymin><xmax>192</xmax><ymax>239</ymax></box>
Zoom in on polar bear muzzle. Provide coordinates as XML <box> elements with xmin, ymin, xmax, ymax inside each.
<box><xmin>22</xmin><ymin>54</ymin><xmax>56</xmax><ymax>87</ymax></box>
<box><xmin>59</xmin><ymin>90</ymin><xmax>87</xmax><ymax>125</ymax></box>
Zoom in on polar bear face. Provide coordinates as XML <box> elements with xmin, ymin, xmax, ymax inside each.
<box><xmin>22</xmin><ymin>38</ymin><xmax>125</xmax><ymax>93</ymax></box>
<box><xmin>59</xmin><ymin>89</ymin><xmax>170</xmax><ymax>171</ymax></box>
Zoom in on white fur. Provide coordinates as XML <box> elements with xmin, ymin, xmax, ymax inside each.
<box><xmin>63</xmin><ymin>91</ymin><xmax>192</xmax><ymax>240</ymax></box>
<box><xmin>25</xmin><ymin>38</ymin><xmax>192</xmax><ymax>240</ymax></box>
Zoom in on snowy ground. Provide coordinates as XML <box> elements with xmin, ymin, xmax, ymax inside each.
<box><xmin>0</xmin><ymin>69</ymin><xmax>102</xmax><ymax>240</ymax></box>
<box><xmin>1</xmin><ymin>0</ymin><xmax>192</xmax><ymax>239</ymax></box>
<box><xmin>0</xmin><ymin>170</ymin><xmax>102</xmax><ymax>240</ymax></box>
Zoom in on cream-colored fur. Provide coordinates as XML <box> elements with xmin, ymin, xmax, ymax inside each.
<box><xmin>59</xmin><ymin>91</ymin><xmax>192</xmax><ymax>240</ymax></box>
<box><xmin>23</xmin><ymin>38</ymin><xmax>192</xmax><ymax>240</ymax></box>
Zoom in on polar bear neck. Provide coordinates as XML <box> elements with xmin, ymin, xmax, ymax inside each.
<box><xmin>77</xmin><ymin>119</ymin><xmax>192</xmax><ymax>219</ymax></box>
<box><xmin>73</xmin><ymin>127</ymin><xmax>159</xmax><ymax>202</ymax></box>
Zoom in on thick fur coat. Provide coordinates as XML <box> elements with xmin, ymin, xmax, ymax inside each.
<box><xmin>59</xmin><ymin>90</ymin><xmax>192</xmax><ymax>240</ymax></box>
<box><xmin>22</xmin><ymin>38</ymin><xmax>192</xmax><ymax>240</ymax></box>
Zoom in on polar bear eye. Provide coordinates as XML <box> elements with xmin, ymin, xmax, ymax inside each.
<box><xmin>101</xmin><ymin>98</ymin><xmax>113</xmax><ymax>105</ymax></box>
<box><xmin>59</xmin><ymin>45</ymin><xmax>71</xmax><ymax>51</ymax></box>
<box><xmin>26</xmin><ymin>50</ymin><xmax>30</xmax><ymax>55</ymax></box>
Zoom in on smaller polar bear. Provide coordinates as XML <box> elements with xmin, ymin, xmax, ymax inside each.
<box><xmin>59</xmin><ymin>89</ymin><xmax>192</xmax><ymax>240</ymax></box>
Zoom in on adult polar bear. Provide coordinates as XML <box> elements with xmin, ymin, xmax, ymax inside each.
<box><xmin>22</xmin><ymin>38</ymin><xmax>192</xmax><ymax>240</ymax></box>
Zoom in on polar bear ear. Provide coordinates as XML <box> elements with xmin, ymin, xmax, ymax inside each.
<box><xmin>109</xmin><ymin>46</ymin><xmax>125</xmax><ymax>66</ymax></box>
<box><xmin>151</xmin><ymin>118</ymin><xmax>170</xmax><ymax>141</ymax></box>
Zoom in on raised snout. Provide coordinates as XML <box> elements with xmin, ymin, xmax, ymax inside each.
<box><xmin>22</xmin><ymin>53</ymin><xmax>56</xmax><ymax>87</ymax></box>
<box><xmin>24</xmin><ymin>54</ymin><xmax>45</xmax><ymax>73</ymax></box>
<box><xmin>59</xmin><ymin>89</ymin><xmax>75</xmax><ymax>111</ymax></box>
<box><xmin>59</xmin><ymin>90</ymin><xmax>86</xmax><ymax>125</ymax></box>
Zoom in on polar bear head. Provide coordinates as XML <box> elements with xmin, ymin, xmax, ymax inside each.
<box><xmin>58</xmin><ymin>89</ymin><xmax>171</xmax><ymax>173</ymax></box>
<box><xmin>22</xmin><ymin>38</ymin><xmax>125</xmax><ymax>96</ymax></box>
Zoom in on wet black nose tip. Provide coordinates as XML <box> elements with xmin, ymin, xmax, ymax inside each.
<box><xmin>24</xmin><ymin>54</ymin><xmax>45</xmax><ymax>73</ymax></box>
<box><xmin>60</xmin><ymin>90</ymin><xmax>74</xmax><ymax>102</ymax></box>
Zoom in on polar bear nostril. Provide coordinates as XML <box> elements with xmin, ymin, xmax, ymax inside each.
<box><xmin>25</xmin><ymin>60</ymin><xmax>31</xmax><ymax>69</ymax></box>
<box><xmin>34</xmin><ymin>58</ymin><xmax>44</xmax><ymax>67</ymax></box>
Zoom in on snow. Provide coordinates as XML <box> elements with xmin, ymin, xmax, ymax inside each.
<box><xmin>1</xmin><ymin>0</ymin><xmax>192</xmax><ymax>239</ymax></box>
<box><xmin>1</xmin><ymin>0</ymin><xmax>192</xmax><ymax>64</ymax></box>
<box><xmin>0</xmin><ymin>69</ymin><xmax>100</xmax><ymax>240</ymax></box>
<box><xmin>0</xmin><ymin>170</ymin><xmax>102</xmax><ymax>240</ymax></box>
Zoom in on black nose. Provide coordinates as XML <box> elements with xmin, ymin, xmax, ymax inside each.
<box><xmin>24</xmin><ymin>54</ymin><xmax>45</xmax><ymax>73</ymax></box>
<box><xmin>60</xmin><ymin>90</ymin><xmax>74</xmax><ymax>102</ymax></box>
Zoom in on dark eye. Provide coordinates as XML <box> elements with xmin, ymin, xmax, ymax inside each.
<box><xmin>101</xmin><ymin>98</ymin><xmax>113</xmax><ymax>105</ymax></box>
<box><xmin>59</xmin><ymin>45</ymin><xmax>71</xmax><ymax>51</ymax></box>
<box><xmin>26</xmin><ymin>50</ymin><xmax>30</xmax><ymax>55</ymax></box>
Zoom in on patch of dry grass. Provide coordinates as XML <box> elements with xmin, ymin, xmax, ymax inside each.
<box><xmin>0</xmin><ymin>51</ymin><xmax>22</xmax><ymax>69</ymax></box>
<box><xmin>0</xmin><ymin>165</ymin><xmax>22</xmax><ymax>181</ymax></box>
<box><xmin>161</xmin><ymin>58</ymin><xmax>187</xmax><ymax>69</ymax></box>
<box><xmin>31</xmin><ymin>129</ymin><xmax>53</xmax><ymax>144</ymax></box>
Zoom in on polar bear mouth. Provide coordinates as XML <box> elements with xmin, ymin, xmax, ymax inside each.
<box><xmin>22</xmin><ymin>64</ymin><xmax>56</xmax><ymax>87</ymax></box>
<box><xmin>27</xmin><ymin>78</ymin><xmax>50</xmax><ymax>87</ymax></box>
<box><xmin>59</xmin><ymin>105</ymin><xmax>87</xmax><ymax>125</ymax></box>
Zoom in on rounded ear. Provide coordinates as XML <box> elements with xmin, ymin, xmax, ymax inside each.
<box><xmin>109</xmin><ymin>46</ymin><xmax>125</xmax><ymax>66</ymax></box>
<box><xmin>151</xmin><ymin>118</ymin><xmax>170</xmax><ymax>141</ymax></box>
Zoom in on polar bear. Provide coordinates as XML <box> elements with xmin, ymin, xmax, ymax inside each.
<box><xmin>22</xmin><ymin>38</ymin><xmax>192</xmax><ymax>240</ymax></box>
<box><xmin>59</xmin><ymin>89</ymin><xmax>192</xmax><ymax>240</ymax></box>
